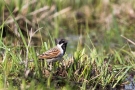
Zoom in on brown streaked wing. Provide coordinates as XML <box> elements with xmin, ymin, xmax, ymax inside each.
<box><xmin>38</xmin><ymin>47</ymin><xmax>60</xmax><ymax>59</ymax></box>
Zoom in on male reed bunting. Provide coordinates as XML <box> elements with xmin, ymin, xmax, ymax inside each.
<box><xmin>38</xmin><ymin>39</ymin><xmax>67</xmax><ymax>62</ymax></box>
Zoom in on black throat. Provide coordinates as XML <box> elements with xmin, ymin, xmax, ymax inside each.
<box><xmin>61</xmin><ymin>43</ymin><xmax>67</xmax><ymax>55</ymax></box>
<box><xmin>58</xmin><ymin>38</ymin><xmax>68</xmax><ymax>55</ymax></box>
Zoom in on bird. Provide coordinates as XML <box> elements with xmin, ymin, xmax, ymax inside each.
<box><xmin>38</xmin><ymin>39</ymin><xmax>68</xmax><ymax>63</ymax></box>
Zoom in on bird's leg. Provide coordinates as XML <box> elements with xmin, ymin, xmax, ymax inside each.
<box><xmin>48</xmin><ymin>62</ymin><xmax>53</xmax><ymax>71</ymax></box>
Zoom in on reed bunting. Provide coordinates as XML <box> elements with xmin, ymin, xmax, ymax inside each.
<box><xmin>38</xmin><ymin>39</ymin><xmax>67</xmax><ymax>63</ymax></box>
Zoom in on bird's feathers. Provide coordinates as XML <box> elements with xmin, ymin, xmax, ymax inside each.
<box><xmin>38</xmin><ymin>38</ymin><xmax>67</xmax><ymax>62</ymax></box>
<box><xmin>38</xmin><ymin>47</ymin><xmax>61</xmax><ymax>59</ymax></box>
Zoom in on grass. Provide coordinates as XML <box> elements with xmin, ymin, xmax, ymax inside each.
<box><xmin>0</xmin><ymin>0</ymin><xmax>135</xmax><ymax>90</ymax></box>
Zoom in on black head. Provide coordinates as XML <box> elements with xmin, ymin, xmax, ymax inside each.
<box><xmin>59</xmin><ymin>39</ymin><xmax>67</xmax><ymax>44</ymax></box>
<box><xmin>55</xmin><ymin>38</ymin><xmax>68</xmax><ymax>54</ymax></box>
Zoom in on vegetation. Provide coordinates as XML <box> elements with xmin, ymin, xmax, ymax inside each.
<box><xmin>0</xmin><ymin>0</ymin><xmax>135</xmax><ymax>90</ymax></box>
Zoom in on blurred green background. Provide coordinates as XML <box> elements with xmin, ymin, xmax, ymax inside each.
<box><xmin>1</xmin><ymin>0</ymin><xmax>135</xmax><ymax>50</ymax></box>
<box><xmin>0</xmin><ymin>0</ymin><xmax>135</xmax><ymax>90</ymax></box>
